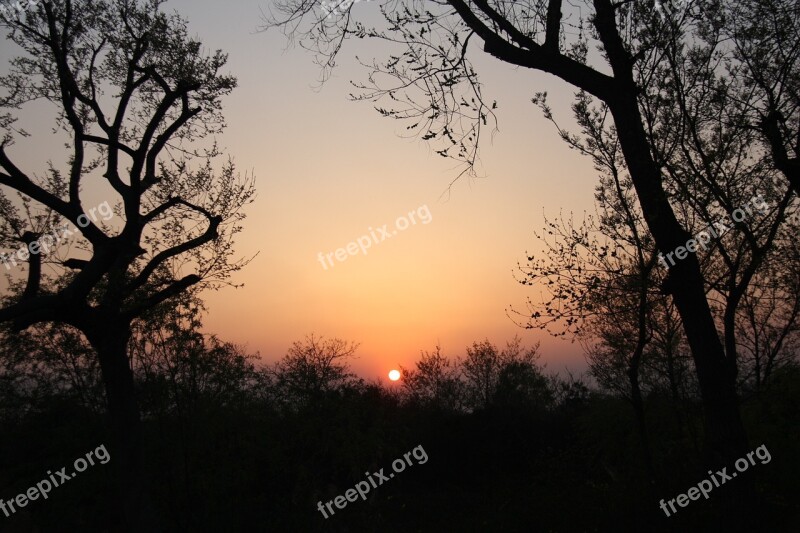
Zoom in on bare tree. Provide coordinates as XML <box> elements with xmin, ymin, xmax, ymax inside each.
<box><xmin>271</xmin><ymin>335</ymin><xmax>361</xmax><ymax>409</ymax></box>
<box><xmin>0</xmin><ymin>1</ymin><xmax>253</xmax><ymax>528</ymax></box>
<box><xmin>735</xmin><ymin>231</ymin><xmax>800</xmax><ymax>396</ymax></box>
<box><xmin>461</xmin><ymin>336</ymin><xmax>539</xmax><ymax>410</ymax></box>
<box><xmin>715</xmin><ymin>0</ymin><xmax>800</xmax><ymax>197</ymax></box>
<box><xmin>400</xmin><ymin>343</ymin><xmax>465</xmax><ymax>411</ymax></box>
<box><xmin>512</xmin><ymin>168</ymin><xmax>660</xmax><ymax>479</ymax></box>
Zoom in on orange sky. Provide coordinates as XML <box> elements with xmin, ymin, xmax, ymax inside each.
<box><xmin>1</xmin><ymin>0</ymin><xmax>602</xmax><ymax>381</ymax></box>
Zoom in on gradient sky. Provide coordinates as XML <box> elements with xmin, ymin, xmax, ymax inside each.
<box><xmin>1</xmin><ymin>0</ymin><xmax>602</xmax><ymax>381</ymax></box>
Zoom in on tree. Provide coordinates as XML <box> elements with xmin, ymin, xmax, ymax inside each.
<box><xmin>0</xmin><ymin>314</ymin><xmax>105</xmax><ymax>417</ymax></box>
<box><xmin>735</xmin><ymin>232</ymin><xmax>800</xmax><ymax>396</ymax></box>
<box><xmin>461</xmin><ymin>336</ymin><xmax>540</xmax><ymax>410</ymax></box>
<box><xmin>400</xmin><ymin>343</ymin><xmax>465</xmax><ymax>411</ymax></box>
<box><xmin>511</xmin><ymin>75</ymin><xmax>799</xmax><ymax>474</ymax></box>
<box><xmin>510</xmin><ymin>167</ymin><xmax>661</xmax><ymax>478</ymax></box>
<box><xmin>129</xmin><ymin>292</ymin><xmax>261</xmax><ymax>416</ymax></box>
<box><xmin>492</xmin><ymin>359</ymin><xmax>553</xmax><ymax>412</ymax></box>
<box><xmin>0</xmin><ymin>1</ymin><xmax>253</xmax><ymax>528</ymax></box>
<box><xmin>716</xmin><ymin>0</ymin><xmax>800</xmax><ymax>197</ymax></box>
<box><xmin>271</xmin><ymin>335</ymin><xmax>361</xmax><ymax>409</ymax></box>
<box><xmin>513</xmin><ymin>77</ymin><xmax>799</xmax><ymax>481</ymax></box>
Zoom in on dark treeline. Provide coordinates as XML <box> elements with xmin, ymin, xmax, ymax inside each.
<box><xmin>1</xmin><ymin>293</ymin><xmax>797</xmax><ymax>532</ymax></box>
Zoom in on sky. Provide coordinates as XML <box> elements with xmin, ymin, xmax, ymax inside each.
<box><xmin>1</xmin><ymin>0</ymin><xmax>602</xmax><ymax>381</ymax></box>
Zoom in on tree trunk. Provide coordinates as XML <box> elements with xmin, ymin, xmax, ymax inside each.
<box><xmin>87</xmin><ymin>323</ymin><xmax>162</xmax><ymax>532</ymax></box>
<box><xmin>591</xmin><ymin>0</ymin><xmax>750</xmax><ymax>473</ymax></box>
<box><xmin>607</xmin><ymin>94</ymin><xmax>756</xmax><ymax>529</ymax></box>
<box><xmin>609</xmin><ymin>93</ymin><xmax>749</xmax><ymax>460</ymax></box>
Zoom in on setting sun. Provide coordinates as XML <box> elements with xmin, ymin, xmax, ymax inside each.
<box><xmin>388</xmin><ymin>369</ymin><xmax>401</xmax><ymax>381</ymax></box>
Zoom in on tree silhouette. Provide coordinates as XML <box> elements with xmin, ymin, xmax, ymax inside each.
<box><xmin>511</xmin><ymin>71</ymin><xmax>800</xmax><ymax>478</ymax></box>
<box><xmin>400</xmin><ymin>343</ymin><xmax>465</xmax><ymax>411</ymax></box>
<box><xmin>0</xmin><ymin>1</ymin><xmax>253</xmax><ymax>528</ymax></box>
<box><xmin>462</xmin><ymin>337</ymin><xmax>540</xmax><ymax>411</ymax></box>
<box><xmin>270</xmin><ymin>334</ymin><xmax>361</xmax><ymax>409</ymax></box>
<box><xmin>509</xmin><ymin>171</ymin><xmax>660</xmax><ymax>479</ymax></box>
<box><xmin>716</xmin><ymin>0</ymin><xmax>800</xmax><ymax>197</ymax></box>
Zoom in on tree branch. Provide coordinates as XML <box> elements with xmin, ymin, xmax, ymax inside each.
<box><xmin>447</xmin><ymin>0</ymin><xmax>616</xmax><ymax>101</ymax></box>
<box><xmin>127</xmin><ymin>198</ymin><xmax>222</xmax><ymax>294</ymax></box>
<box><xmin>123</xmin><ymin>274</ymin><xmax>202</xmax><ymax>321</ymax></box>
<box><xmin>545</xmin><ymin>0</ymin><xmax>563</xmax><ymax>51</ymax></box>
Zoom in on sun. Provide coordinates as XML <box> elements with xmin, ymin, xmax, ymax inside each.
<box><xmin>388</xmin><ymin>369</ymin><xmax>401</xmax><ymax>381</ymax></box>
